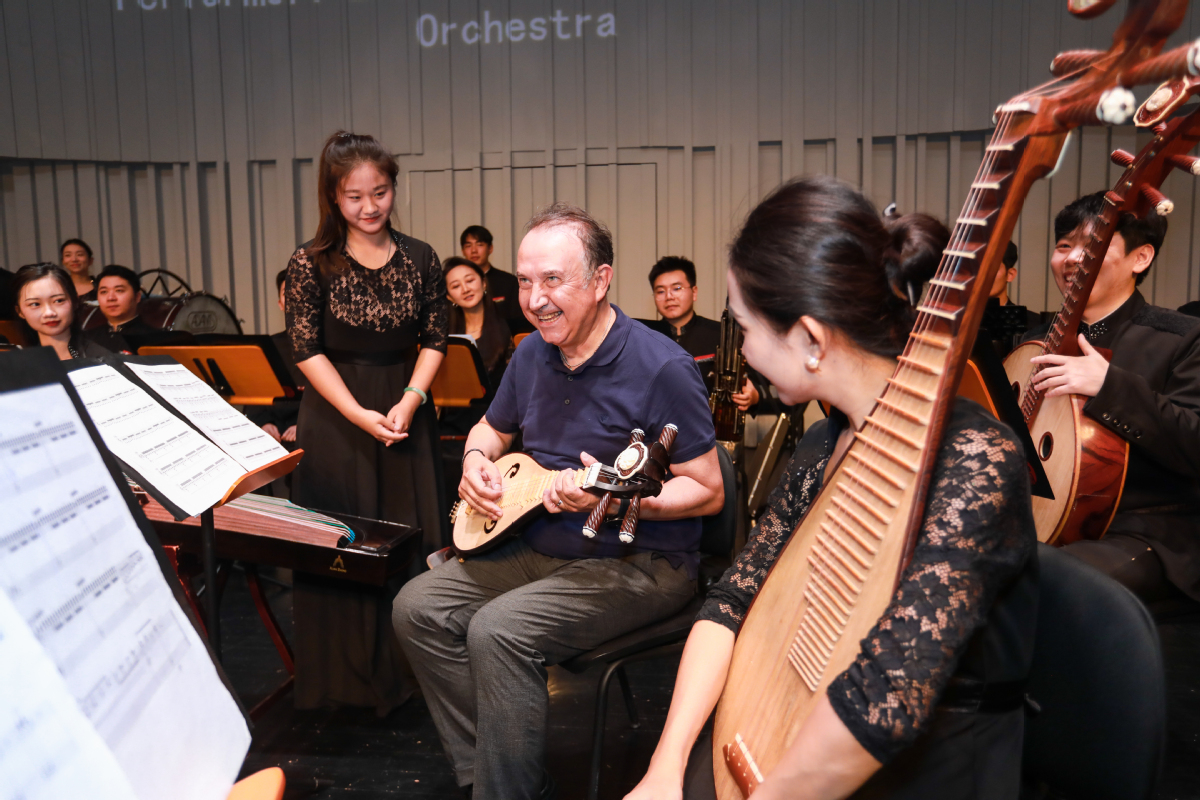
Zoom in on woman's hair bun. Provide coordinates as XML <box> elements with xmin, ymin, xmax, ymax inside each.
<box><xmin>881</xmin><ymin>212</ymin><xmax>951</xmax><ymax>307</ymax></box>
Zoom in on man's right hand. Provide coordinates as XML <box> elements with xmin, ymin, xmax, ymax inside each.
<box><xmin>460</xmin><ymin>450</ymin><xmax>505</xmax><ymax>520</ymax></box>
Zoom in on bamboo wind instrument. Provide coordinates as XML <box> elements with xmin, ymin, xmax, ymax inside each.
<box><xmin>710</xmin><ymin>307</ymin><xmax>748</xmax><ymax>452</ymax></box>
<box><xmin>713</xmin><ymin>2</ymin><xmax>1192</xmax><ymax>796</ymax></box>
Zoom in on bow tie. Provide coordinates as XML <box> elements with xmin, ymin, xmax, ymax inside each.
<box><xmin>1078</xmin><ymin>319</ymin><xmax>1108</xmax><ymax>343</ymax></box>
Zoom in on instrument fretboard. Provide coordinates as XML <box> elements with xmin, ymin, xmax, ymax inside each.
<box><xmin>789</xmin><ymin>113</ymin><xmax>1025</xmax><ymax>689</ymax></box>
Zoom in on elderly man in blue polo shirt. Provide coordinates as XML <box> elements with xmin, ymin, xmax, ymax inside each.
<box><xmin>394</xmin><ymin>202</ymin><xmax>722</xmax><ymax>800</ymax></box>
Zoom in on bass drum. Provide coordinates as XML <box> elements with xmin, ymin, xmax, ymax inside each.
<box><xmin>81</xmin><ymin>293</ymin><xmax>242</xmax><ymax>335</ymax></box>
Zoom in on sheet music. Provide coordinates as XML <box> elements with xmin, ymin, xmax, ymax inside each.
<box><xmin>0</xmin><ymin>383</ymin><xmax>250</xmax><ymax>800</ymax></box>
<box><xmin>125</xmin><ymin>362</ymin><xmax>288</xmax><ymax>472</ymax></box>
<box><xmin>68</xmin><ymin>364</ymin><xmax>245</xmax><ymax>517</ymax></box>
<box><xmin>0</xmin><ymin>589</ymin><xmax>137</xmax><ymax>800</ymax></box>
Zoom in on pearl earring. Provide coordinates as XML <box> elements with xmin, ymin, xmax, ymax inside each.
<box><xmin>806</xmin><ymin>355</ymin><xmax>820</xmax><ymax>372</ymax></box>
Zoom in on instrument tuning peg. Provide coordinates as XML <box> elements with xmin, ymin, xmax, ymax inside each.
<box><xmin>1141</xmin><ymin>186</ymin><xmax>1174</xmax><ymax>216</ymax></box>
<box><xmin>1097</xmin><ymin>88</ymin><xmax>1136</xmax><ymax>125</ymax></box>
<box><xmin>1154</xmin><ymin>123</ymin><xmax>1169</xmax><ymax>135</ymax></box>
<box><xmin>1167</xmin><ymin>154</ymin><xmax>1200</xmax><ymax>176</ymax></box>
<box><xmin>1049</xmin><ymin>48</ymin><xmax>1107</xmax><ymax>76</ymax></box>
<box><xmin>1110</xmin><ymin>149</ymin><xmax>1135</xmax><ymax>167</ymax></box>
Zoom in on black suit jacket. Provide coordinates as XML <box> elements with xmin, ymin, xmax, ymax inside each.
<box><xmin>0</xmin><ymin>268</ymin><xmax>14</xmax><ymax>321</ymax></box>
<box><xmin>483</xmin><ymin>267</ymin><xmax>532</xmax><ymax>333</ymax></box>
<box><xmin>1025</xmin><ymin>291</ymin><xmax>1200</xmax><ymax>597</ymax></box>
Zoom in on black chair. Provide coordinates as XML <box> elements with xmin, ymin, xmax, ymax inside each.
<box><xmin>1022</xmin><ymin>544</ymin><xmax>1166</xmax><ymax>800</ymax></box>
<box><xmin>559</xmin><ymin>445</ymin><xmax>738</xmax><ymax>800</ymax></box>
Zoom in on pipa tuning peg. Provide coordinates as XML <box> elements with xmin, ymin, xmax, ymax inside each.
<box><xmin>1067</xmin><ymin>0</ymin><xmax>1117</xmax><ymax>20</ymax></box>
<box><xmin>1141</xmin><ymin>186</ymin><xmax>1174</xmax><ymax>216</ymax></box>
<box><xmin>1098</xmin><ymin>88</ymin><xmax>1137</xmax><ymax>125</ymax></box>
<box><xmin>1168</xmin><ymin>154</ymin><xmax>1200</xmax><ymax>176</ymax></box>
<box><xmin>1110</xmin><ymin>149</ymin><xmax>1135</xmax><ymax>167</ymax></box>
<box><xmin>1056</xmin><ymin>87</ymin><xmax>1136</xmax><ymax>128</ymax></box>
<box><xmin>1154</xmin><ymin>123</ymin><xmax>1169</xmax><ymax>135</ymax></box>
<box><xmin>1050</xmin><ymin>48</ymin><xmax>1107</xmax><ymax>76</ymax></box>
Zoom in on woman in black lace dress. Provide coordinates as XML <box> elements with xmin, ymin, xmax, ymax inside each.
<box><xmin>286</xmin><ymin>131</ymin><xmax>449</xmax><ymax>712</ymax></box>
<box><xmin>626</xmin><ymin>177</ymin><xmax>1037</xmax><ymax>800</ymax></box>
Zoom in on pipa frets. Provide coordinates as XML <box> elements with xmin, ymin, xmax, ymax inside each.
<box><xmin>776</xmin><ymin>141</ymin><xmax>1025</xmax><ymax>682</ymax></box>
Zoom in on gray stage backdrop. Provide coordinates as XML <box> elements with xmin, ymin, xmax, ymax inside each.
<box><xmin>2</xmin><ymin>0</ymin><xmax>1200</xmax><ymax>334</ymax></box>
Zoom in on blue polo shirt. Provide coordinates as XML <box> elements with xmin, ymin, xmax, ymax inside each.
<box><xmin>485</xmin><ymin>305</ymin><xmax>717</xmax><ymax>576</ymax></box>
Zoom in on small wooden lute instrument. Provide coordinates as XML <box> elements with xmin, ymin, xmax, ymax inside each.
<box><xmin>713</xmin><ymin>2</ymin><xmax>1192</xmax><ymax>796</ymax></box>
<box><xmin>1004</xmin><ymin>76</ymin><xmax>1200</xmax><ymax>545</ymax></box>
<box><xmin>451</xmin><ymin>426</ymin><xmax>676</xmax><ymax>557</ymax></box>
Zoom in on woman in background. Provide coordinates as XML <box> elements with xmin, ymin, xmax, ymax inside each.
<box><xmin>285</xmin><ymin>130</ymin><xmax>449</xmax><ymax>713</ymax></box>
<box><xmin>60</xmin><ymin>239</ymin><xmax>96</xmax><ymax>301</ymax></box>
<box><xmin>11</xmin><ymin>263</ymin><xmax>108</xmax><ymax>359</ymax></box>
<box><xmin>444</xmin><ymin>255</ymin><xmax>514</xmax><ymax>387</ymax></box>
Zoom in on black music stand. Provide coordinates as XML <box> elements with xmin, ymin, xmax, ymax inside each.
<box><xmin>199</xmin><ymin>451</ymin><xmax>304</xmax><ymax>659</ymax></box>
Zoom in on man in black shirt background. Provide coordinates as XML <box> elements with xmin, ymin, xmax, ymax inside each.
<box><xmin>641</xmin><ymin>256</ymin><xmax>720</xmax><ymax>359</ymax></box>
<box><xmin>86</xmin><ymin>265</ymin><xmax>154</xmax><ymax>353</ymax></box>
<box><xmin>641</xmin><ymin>256</ymin><xmax>771</xmax><ymax>413</ymax></box>
<box><xmin>1026</xmin><ymin>192</ymin><xmax>1200</xmax><ymax>602</ymax></box>
<box><xmin>461</xmin><ymin>225</ymin><xmax>531</xmax><ymax>333</ymax></box>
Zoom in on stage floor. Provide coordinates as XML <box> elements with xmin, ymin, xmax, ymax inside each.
<box><xmin>222</xmin><ymin>567</ymin><xmax>1200</xmax><ymax>799</ymax></box>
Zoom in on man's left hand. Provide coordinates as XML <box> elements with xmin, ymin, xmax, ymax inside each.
<box><xmin>544</xmin><ymin>451</ymin><xmax>603</xmax><ymax>514</ymax></box>
<box><xmin>1030</xmin><ymin>334</ymin><xmax>1110</xmax><ymax>399</ymax></box>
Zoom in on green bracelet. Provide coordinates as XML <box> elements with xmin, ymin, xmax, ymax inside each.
<box><xmin>404</xmin><ymin>386</ymin><xmax>428</xmax><ymax>405</ymax></box>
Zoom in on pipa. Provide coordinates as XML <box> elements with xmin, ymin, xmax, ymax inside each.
<box><xmin>1005</xmin><ymin>75</ymin><xmax>1200</xmax><ymax>545</ymax></box>
<box><xmin>713</xmin><ymin>1</ymin><xmax>1194</xmax><ymax>795</ymax></box>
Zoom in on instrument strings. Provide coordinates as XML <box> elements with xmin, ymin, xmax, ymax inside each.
<box><xmin>459</xmin><ymin>467</ymin><xmax>587</xmax><ymax>513</ymax></box>
<box><xmin>844</xmin><ymin>107</ymin><xmax>1014</xmax><ymax>507</ymax></box>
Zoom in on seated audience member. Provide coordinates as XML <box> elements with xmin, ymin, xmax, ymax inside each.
<box><xmin>642</xmin><ymin>255</ymin><xmax>777</xmax><ymax>415</ymax></box>
<box><xmin>247</xmin><ymin>269</ymin><xmax>306</xmax><ymax>448</ymax></box>
<box><xmin>394</xmin><ymin>203</ymin><xmax>722</xmax><ymax>800</ymax></box>
<box><xmin>61</xmin><ymin>238</ymin><xmax>97</xmax><ymax>301</ymax></box>
<box><xmin>642</xmin><ymin>256</ymin><xmax>721</xmax><ymax>359</ymax></box>
<box><xmin>462</xmin><ymin>224</ymin><xmax>532</xmax><ymax>333</ymax></box>
<box><xmin>1023</xmin><ymin>192</ymin><xmax>1200</xmax><ymax>602</ymax></box>
<box><xmin>11</xmin><ymin>263</ymin><xmax>109</xmax><ymax>360</ymax></box>
<box><xmin>980</xmin><ymin>241</ymin><xmax>1042</xmax><ymax>355</ymax></box>
<box><xmin>86</xmin><ymin>265</ymin><xmax>154</xmax><ymax>353</ymax></box>
<box><xmin>445</xmin><ymin>256</ymin><xmax>515</xmax><ymax>388</ymax></box>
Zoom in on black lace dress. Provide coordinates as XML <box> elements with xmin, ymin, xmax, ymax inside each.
<box><xmin>285</xmin><ymin>230</ymin><xmax>449</xmax><ymax>712</ymax></box>
<box><xmin>694</xmin><ymin>399</ymin><xmax>1038</xmax><ymax>799</ymax></box>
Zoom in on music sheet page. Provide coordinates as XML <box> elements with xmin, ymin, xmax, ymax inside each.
<box><xmin>125</xmin><ymin>362</ymin><xmax>288</xmax><ymax>472</ymax></box>
<box><xmin>0</xmin><ymin>383</ymin><xmax>250</xmax><ymax>800</ymax></box>
<box><xmin>0</xmin><ymin>588</ymin><xmax>137</xmax><ymax>800</ymax></box>
<box><xmin>68</xmin><ymin>364</ymin><xmax>245</xmax><ymax>517</ymax></box>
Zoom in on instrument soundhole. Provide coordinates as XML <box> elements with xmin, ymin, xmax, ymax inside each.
<box><xmin>483</xmin><ymin>517</ymin><xmax>498</xmax><ymax>533</ymax></box>
<box><xmin>1039</xmin><ymin>432</ymin><xmax>1054</xmax><ymax>460</ymax></box>
<box><xmin>1011</xmin><ymin>381</ymin><xmax>1020</xmax><ymax>397</ymax></box>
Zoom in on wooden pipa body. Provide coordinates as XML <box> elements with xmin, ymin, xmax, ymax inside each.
<box><xmin>1004</xmin><ymin>342</ymin><xmax>1128</xmax><ymax>544</ymax></box>
<box><xmin>712</xmin><ymin>2</ymin><xmax>1190</xmax><ymax>794</ymax></box>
